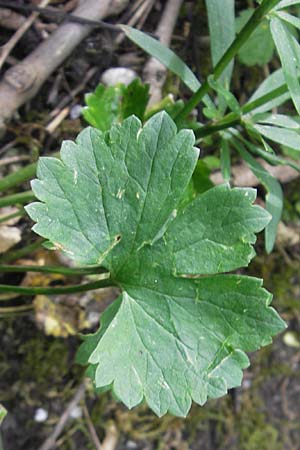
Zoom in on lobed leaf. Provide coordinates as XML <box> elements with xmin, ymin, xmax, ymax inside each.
<box><xmin>26</xmin><ymin>112</ymin><xmax>285</xmax><ymax>416</ymax></box>
<box><xmin>83</xmin><ymin>80</ymin><xmax>149</xmax><ymax>131</ymax></box>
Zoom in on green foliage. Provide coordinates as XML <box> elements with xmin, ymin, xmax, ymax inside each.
<box><xmin>83</xmin><ymin>79</ymin><xmax>149</xmax><ymax>131</ymax></box>
<box><xmin>121</xmin><ymin>26</ymin><xmax>201</xmax><ymax>94</ymax></box>
<box><xmin>270</xmin><ymin>16</ymin><xmax>300</xmax><ymax>114</ymax></box>
<box><xmin>232</xmin><ymin>138</ymin><xmax>283</xmax><ymax>254</ymax></box>
<box><xmin>235</xmin><ymin>8</ymin><xmax>274</xmax><ymax>66</ymax></box>
<box><xmin>3</xmin><ymin>0</ymin><xmax>299</xmax><ymax>420</ymax></box>
<box><xmin>0</xmin><ymin>404</ymin><xmax>7</xmax><ymax>426</ymax></box>
<box><xmin>121</xmin><ymin>25</ymin><xmax>215</xmax><ymax>110</ymax></box>
<box><xmin>205</xmin><ymin>0</ymin><xmax>235</xmax><ymax>111</ymax></box>
<box><xmin>26</xmin><ymin>112</ymin><xmax>285</xmax><ymax>417</ymax></box>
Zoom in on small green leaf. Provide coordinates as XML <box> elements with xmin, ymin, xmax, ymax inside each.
<box><xmin>27</xmin><ymin>112</ymin><xmax>285</xmax><ymax>417</ymax></box>
<box><xmin>233</xmin><ymin>139</ymin><xmax>283</xmax><ymax>253</ymax></box>
<box><xmin>236</xmin><ymin>8</ymin><xmax>274</xmax><ymax>66</ymax></box>
<box><xmin>270</xmin><ymin>16</ymin><xmax>300</xmax><ymax>114</ymax></box>
<box><xmin>83</xmin><ymin>80</ymin><xmax>149</xmax><ymax>131</ymax></box>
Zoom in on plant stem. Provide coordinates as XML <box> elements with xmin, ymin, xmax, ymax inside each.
<box><xmin>0</xmin><ymin>209</ymin><xmax>24</xmax><ymax>224</ymax></box>
<box><xmin>196</xmin><ymin>113</ymin><xmax>241</xmax><ymax>139</ymax></box>
<box><xmin>0</xmin><ymin>304</ymin><xmax>34</xmax><ymax>315</ymax></box>
<box><xmin>175</xmin><ymin>0</ymin><xmax>282</xmax><ymax>124</ymax></box>
<box><xmin>241</xmin><ymin>84</ymin><xmax>289</xmax><ymax>114</ymax></box>
<box><xmin>0</xmin><ymin>277</ymin><xmax>114</xmax><ymax>296</ymax></box>
<box><xmin>0</xmin><ymin>190</ymin><xmax>34</xmax><ymax>207</ymax></box>
<box><xmin>0</xmin><ymin>264</ymin><xmax>108</xmax><ymax>276</ymax></box>
<box><xmin>195</xmin><ymin>80</ymin><xmax>291</xmax><ymax>140</ymax></box>
<box><xmin>0</xmin><ymin>239</ymin><xmax>43</xmax><ymax>263</ymax></box>
<box><xmin>0</xmin><ymin>162</ymin><xmax>36</xmax><ymax>192</ymax></box>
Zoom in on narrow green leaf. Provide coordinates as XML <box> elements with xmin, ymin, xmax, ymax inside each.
<box><xmin>254</xmin><ymin>123</ymin><xmax>300</xmax><ymax>150</ymax></box>
<box><xmin>276</xmin><ymin>11</ymin><xmax>300</xmax><ymax>29</ymax></box>
<box><xmin>120</xmin><ymin>25</ymin><xmax>214</xmax><ymax>109</ymax></box>
<box><xmin>270</xmin><ymin>16</ymin><xmax>300</xmax><ymax>114</ymax></box>
<box><xmin>246</xmin><ymin>68</ymin><xmax>291</xmax><ymax>113</ymax></box>
<box><xmin>244</xmin><ymin>136</ymin><xmax>300</xmax><ymax>171</ymax></box>
<box><xmin>275</xmin><ymin>0</ymin><xmax>300</xmax><ymax>9</ymax></box>
<box><xmin>205</xmin><ymin>0</ymin><xmax>235</xmax><ymax>110</ymax></box>
<box><xmin>252</xmin><ymin>112</ymin><xmax>300</xmax><ymax>129</ymax></box>
<box><xmin>220</xmin><ymin>139</ymin><xmax>231</xmax><ymax>182</ymax></box>
<box><xmin>233</xmin><ymin>139</ymin><xmax>283</xmax><ymax>253</ymax></box>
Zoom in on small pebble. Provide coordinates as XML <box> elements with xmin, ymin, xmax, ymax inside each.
<box><xmin>88</xmin><ymin>311</ymin><xmax>100</xmax><ymax>326</ymax></box>
<box><xmin>70</xmin><ymin>104</ymin><xmax>83</xmax><ymax>120</ymax></box>
<box><xmin>126</xmin><ymin>440</ymin><xmax>138</xmax><ymax>449</ymax></box>
<box><xmin>101</xmin><ymin>67</ymin><xmax>137</xmax><ymax>86</ymax></box>
<box><xmin>34</xmin><ymin>408</ymin><xmax>48</xmax><ymax>423</ymax></box>
<box><xmin>70</xmin><ymin>405</ymin><xmax>82</xmax><ymax>419</ymax></box>
<box><xmin>242</xmin><ymin>379</ymin><xmax>252</xmax><ymax>389</ymax></box>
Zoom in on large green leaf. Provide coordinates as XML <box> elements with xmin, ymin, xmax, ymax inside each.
<box><xmin>270</xmin><ymin>16</ymin><xmax>300</xmax><ymax>114</ymax></box>
<box><xmin>26</xmin><ymin>112</ymin><xmax>285</xmax><ymax>417</ymax></box>
<box><xmin>83</xmin><ymin>79</ymin><xmax>149</xmax><ymax>132</ymax></box>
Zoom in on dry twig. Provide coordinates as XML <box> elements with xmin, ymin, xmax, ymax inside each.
<box><xmin>83</xmin><ymin>402</ymin><xmax>103</xmax><ymax>450</ymax></box>
<box><xmin>143</xmin><ymin>0</ymin><xmax>184</xmax><ymax>106</ymax></box>
<box><xmin>37</xmin><ymin>382</ymin><xmax>86</xmax><ymax>450</ymax></box>
<box><xmin>0</xmin><ymin>7</ymin><xmax>26</xmax><ymax>30</ymax></box>
<box><xmin>0</xmin><ymin>0</ymin><xmax>50</xmax><ymax>71</ymax></box>
<box><xmin>0</xmin><ymin>0</ymin><xmax>129</xmax><ymax>131</ymax></box>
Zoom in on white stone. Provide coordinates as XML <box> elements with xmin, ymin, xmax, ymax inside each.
<box><xmin>34</xmin><ymin>408</ymin><xmax>48</xmax><ymax>423</ymax></box>
<box><xmin>101</xmin><ymin>68</ymin><xmax>137</xmax><ymax>86</ymax></box>
<box><xmin>70</xmin><ymin>405</ymin><xmax>82</xmax><ymax>419</ymax></box>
